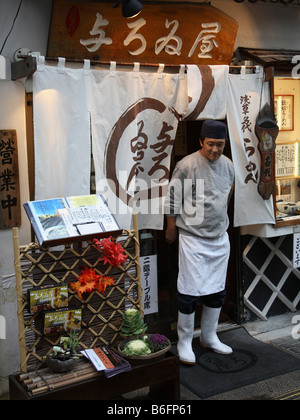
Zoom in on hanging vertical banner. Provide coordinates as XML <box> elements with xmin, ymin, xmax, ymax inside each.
<box><xmin>90</xmin><ymin>64</ymin><xmax>188</xmax><ymax>230</ymax></box>
<box><xmin>141</xmin><ymin>255</ymin><xmax>158</xmax><ymax>315</ymax></box>
<box><xmin>32</xmin><ymin>58</ymin><xmax>187</xmax><ymax>229</ymax></box>
<box><xmin>184</xmin><ymin>65</ymin><xmax>229</xmax><ymax>121</ymax></box>
<box><xmin>33</xmin><ymin>57</ymin><xmax>91</xmax><ymax>200</ymax></box>
<box><xmin>227</xmin><ymin>67</ymin><xmax>275</xmax><ymax>227</ymax></box>
<box><xmin>0</xmin><ymin>130</ymin><xmax>21</xmax><ymax>229</ymax></box>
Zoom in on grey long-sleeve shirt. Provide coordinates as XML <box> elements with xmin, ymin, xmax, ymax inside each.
<box><xmin>164</xmin><ymin>151</ymin><xmax>235</xmax><ymax>239</ymax></box>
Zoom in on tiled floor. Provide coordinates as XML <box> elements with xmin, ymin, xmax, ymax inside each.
<box><xmin>270</xmin><ymin>335</ymin><xmax>300</xmax><ymax>356</ymax></box>
<box><xmin>243</xmin><ymin>310</ymin><xmax>300</xmax><ymax>358</ymax></box>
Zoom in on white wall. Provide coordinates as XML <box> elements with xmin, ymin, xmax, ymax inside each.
<box><xmin>0</xmin><ymin>81</ymin><xmax>30</xmax><ymax>395</ymax></box>
<box><xmin>0</xmin><ymin>0</ymin><xmax>53</xmax><ymax>62</ymax></box>
<box><xmin>1</xmin><ymin>0</ymin><xmax>300</xmax><ymax>396</ymax></box>
<box><xmin>211</xmin><ymin>0</ymin><xmax>300</xmax><ymax>51</ymax></box>
<box><xmin>159</xmin><ymin>0</ymin><xmax>300</xmax><ymax>52</ymax></box>
<box><xmin>0</xmin><ymin>0</ymin><xmax>53</xmax><ymax>396</ymax></box>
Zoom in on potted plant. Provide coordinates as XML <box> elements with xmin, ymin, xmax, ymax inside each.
<box><xmin>118</xmin><ymin>334</ymin><xmax>171</xmax><ymax>363</ymax></box>
<box><xmin>119</xmin><ymin>309</ymin><xmax>171</xmax><ymax>363</ymax></box>
<box><xmin>121</xmin><ymin>308</ymin><xmax>147</xmax><ymax>337</ymax></box>
<box><xmin>46</xmin><ymin>331</ymin><xmax>81</xmax><ymax>373</ymax></box>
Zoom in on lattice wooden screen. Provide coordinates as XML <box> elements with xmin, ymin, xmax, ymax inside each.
<box><xmin>13</xmin><ymin>221</ymin><xmax>142</xmax><ymax>373</ymax></box>
<box><xmin>243</xmin><ymin>235</ymin><xmax>300</xmax><ymax>321</ymax></box>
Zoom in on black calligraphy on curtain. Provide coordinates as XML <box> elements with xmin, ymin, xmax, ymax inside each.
<box><xmin>240</xmin><ymin>95</ymin><xmax>259</xmax><ymax>185</ymax></box>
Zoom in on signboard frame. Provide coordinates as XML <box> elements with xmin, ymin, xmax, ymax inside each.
<box><xmin>48</xmin><ymin>0</ymin><xmax>238</xmax><ymax>65</ymax></box>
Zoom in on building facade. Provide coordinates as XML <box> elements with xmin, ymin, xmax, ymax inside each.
<box><xmin>1</xmin><ymin>0</ymin><xmax>300</xmax><ymax>395</ymax></box>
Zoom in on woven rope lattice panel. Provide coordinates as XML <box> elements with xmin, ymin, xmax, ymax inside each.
<box><xmin>14</xmin><ymin>230</ymin><xmax>142</xmax><ymax>373</ymax></box>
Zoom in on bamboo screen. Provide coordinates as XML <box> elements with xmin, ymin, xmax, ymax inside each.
<box><xmin>13</xmin><ymin>226</ymin><xmax>142</xmax><ymax>373</ymax></box>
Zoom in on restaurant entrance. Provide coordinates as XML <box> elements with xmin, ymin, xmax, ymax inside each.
<box><xmin>144</xmin><ymin>120</ymin><xmax>242</xmax><ymax>339</ymax></box>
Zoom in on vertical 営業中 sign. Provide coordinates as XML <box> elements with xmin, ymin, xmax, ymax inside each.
<box><xmin>0</xmin><ymin>130</ymin><xmax>21</xmax><ymax>229</ymax></box>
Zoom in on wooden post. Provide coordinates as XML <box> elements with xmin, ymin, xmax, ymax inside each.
<box><xmin>12</xmin><ymin>227</ymin><xmax>27</xmax><ymax>373</ymax></box>
<box><xmin>132</xmin><ymin>213</ymin><xmax>143</xmax><ymax>315</ymax></box>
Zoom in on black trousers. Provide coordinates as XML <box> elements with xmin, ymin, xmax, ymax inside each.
<box><xmin>177</xmin><ymin>289</ymin><xmax>226</xmax><ymax>315</ymax></box>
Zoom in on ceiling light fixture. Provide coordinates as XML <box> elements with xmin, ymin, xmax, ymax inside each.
<box><xmin>114</xmin><ymin>0</ymin><xmax>143</xmax><ymax>18</ymax></box>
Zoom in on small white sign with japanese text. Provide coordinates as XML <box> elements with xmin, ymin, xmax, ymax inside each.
<box><xmin>141</xmin><ymin>255</ymin><xmax>158</xmax><ymax>315</ymax></box>
<box><xmin>293</xmin><ymin>233</ymin><xmax>300</xmax><ymax>268</ymax></box>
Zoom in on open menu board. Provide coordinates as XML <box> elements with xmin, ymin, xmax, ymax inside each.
<box><xmin>24</xmin><ymin>194</ymin><xmax>121</xmax><ymax>246</ymax></box>
<box><xmin>275</xmin><ymin>143</ymin><xmax>297</xmax><ymax>178</ymax></box>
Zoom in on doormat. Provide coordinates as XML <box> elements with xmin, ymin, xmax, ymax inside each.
<box><xmin>178</xmin><ymin>327</ymin><xmax>300</xmax><ymax>399</ymax></box>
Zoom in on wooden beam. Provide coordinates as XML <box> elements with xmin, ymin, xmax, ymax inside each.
<box><xmin>11</xmin><ymin>57</ymin><xmax>37</xmax><ymax>81</ymax></box>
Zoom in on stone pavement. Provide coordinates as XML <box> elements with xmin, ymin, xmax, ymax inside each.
<box><xmin>244</xmin><ymin>310</ymin><xmax>300</xmax><ymax>358</ymax></box>
<box><xmin>270</xmin><ymin>336</ymin><xmax>300</xmax><ymax>356</ymax></box>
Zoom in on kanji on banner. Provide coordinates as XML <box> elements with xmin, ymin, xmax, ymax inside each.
<box><xmin>227</xmin><ymin>67</ymin><xmax>275</xmax><ymax>227</ymax></box>
<box><xmin>90</xmin><ymin>63</ymin><xmax>188</xmax><ymax>230</ymax></box>
<box><xmin>33</xmin><ymin>59</ymin><xmax>188</xmax><ymax>230</ymax></box>
<box><xmin>33</xmin><ymin>58</ymin><xmax>275</xmax><ymax>230</ymax></box>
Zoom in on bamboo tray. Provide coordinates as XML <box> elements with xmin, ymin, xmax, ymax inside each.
<box><xmin>17</xmin><ymin>358</ymin><xmax>100</xmax><ymax>397</ymax></box>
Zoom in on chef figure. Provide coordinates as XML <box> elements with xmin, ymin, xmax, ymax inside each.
<box><xmin>165</xmin><ymin>120</ymin><xmax>235</xmax><ymax>365</ymax></box>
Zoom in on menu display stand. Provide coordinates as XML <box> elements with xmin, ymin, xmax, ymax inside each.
<box><xmin>9</xmin><ymin>214</ymin><xmax>180</xmax><ymax>400</ymax></box>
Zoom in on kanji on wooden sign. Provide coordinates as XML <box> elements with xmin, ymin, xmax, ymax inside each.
<box><xmin>48</xmin><ymin>0</ymin><xmax>238</xmax><ymax>65</ymax></box>
<box><xmin>0</xmin><ymin>130</ymin><xmax>21</xmax><ymax>229</ymax></box>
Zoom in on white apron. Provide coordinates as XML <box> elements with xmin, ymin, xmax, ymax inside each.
<box><xmin>177</xmin><ymin>232</ymin><xmax>230</xmax><ymax>296</ymax></box>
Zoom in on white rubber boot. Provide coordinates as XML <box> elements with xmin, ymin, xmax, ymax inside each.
<box><xmin>177</xmin><ymin>311</ymin><xmax>196</xmax><ymax>365</ymax></box>
<box><xmin>200</xmin><ymin>306</ymin><xmax>233</xmax><ymax>355</ymax></box>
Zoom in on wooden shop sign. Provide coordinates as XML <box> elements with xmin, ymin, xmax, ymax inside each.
<box><xmin>0</xmin><ymin>130</ymin><xmax>21</xmax><ymax>229</ymax></box>
<box><xmin>48</xmin><ymin>0</ymin><xmax>238</xmax><ymax>65</ymax></box>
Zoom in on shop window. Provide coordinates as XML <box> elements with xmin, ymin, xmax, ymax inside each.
<box><xmin>274</xmin><ymin>77</ymin><xmax>300</xmax><ymax>226</ymax></box>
